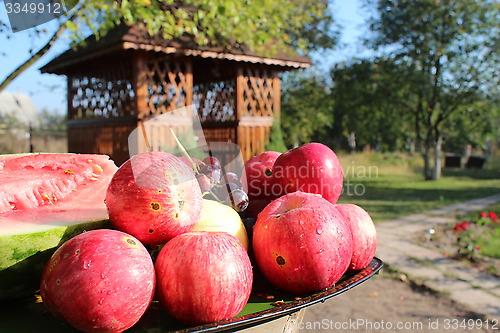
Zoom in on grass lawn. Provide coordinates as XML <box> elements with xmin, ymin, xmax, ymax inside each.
<box><xmin>479</xmin><ymin>228</ymin><xmax>500</xmax><ymax>259</ymax></box>
<box><xmin>336</xmin><ymin>152</ymin><xmax>500</xmax><ymax>223</ymax></box>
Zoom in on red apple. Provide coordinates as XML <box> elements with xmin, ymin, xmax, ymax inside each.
<box><xmin>106</xmin><ymin>152</ymin><xmax>203</xmax><ymax>245</ymax></box>
<box><xmin>252</xmin><ymin>191</ymin><xmax>353</xmax><ymax>294</ymax></box>
<box><xmin>272</xmin><ymin>143</ymin><xmax>343</xmax><ymax>204</ymax></box>
<box><xmin>155</xmin><ymin>231</ymin><xmax>253</xmax><ymax>325</ymax></box>
<box><xmin>40</xmin><ymin>229</ymin><xmax>155</xmax><ymax>333</ymax></box>
<box><xmin>241</xmin><ymin>151</ymin><xmax>281</xmax><ymax>200</ymax></box>
<box><xmin>335</xmin><ymin>204</ymin><xmax>377</xmax><ymax>271</ymax></box>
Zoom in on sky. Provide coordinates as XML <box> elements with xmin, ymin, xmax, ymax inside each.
<box><xmin>0</xmin><ymin>0</ymin><xmax>370</xmax><ymax>114</ymax></box>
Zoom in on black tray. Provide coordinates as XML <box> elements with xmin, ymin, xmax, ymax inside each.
<box><xmin>0</xmin><ymin>257</ymin><xmax>383</xmax><ymax>332</ymax></box>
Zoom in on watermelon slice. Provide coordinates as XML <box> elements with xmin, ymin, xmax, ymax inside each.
<box><xmin>0</xmin><ymin>153</ymin><xmax>118</xmax><ymax>300</ymax></box>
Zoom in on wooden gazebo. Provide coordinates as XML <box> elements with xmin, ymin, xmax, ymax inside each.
<box><xmin>41</xmin><ymin>24</ymin><xmax>311</xmax><ymax>166</ymax></box>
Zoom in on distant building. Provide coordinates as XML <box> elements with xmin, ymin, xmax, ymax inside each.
<box><xmin>0</xmin><ymin>91</ymin><xmax>40</xmax><ymax>128</ymax></box>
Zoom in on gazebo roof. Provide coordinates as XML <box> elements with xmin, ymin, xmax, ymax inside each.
<box><xmin>41</xmin><ymin>24</ymin><xmax>312</xmax><ymax>75</ymax></box>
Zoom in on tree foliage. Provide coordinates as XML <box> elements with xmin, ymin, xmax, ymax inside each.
<box><xmin>38</xmin><ymin>108</ymin><xmax>67</xmax><ymax>133</ymax></box>
<box><xmin>363</xmin><ymin>0</ymin><xmax>499</xmax><ymax>179</ymax></box>
<box><xmin>329</xmin><ymin>58</ymin><xmax>419</xmax><ymax>151</ymax></box>
<box><xmin>328</xmin><ymin>57</ymin><xmax>499</xmax><ymax>155</ymax></box>
<box><xmin>264</xmin><ymin>117</ymin><xmax>287</xmax><ymax>153</ymax></box>
<box><xmin>280</xmin><ymin>71</ymin><xmax>333</xmax><ymax>148</ymax></box>
<box><xmin>0</xmin><ymin>0</ymin><xmax>338</xmax><ymax>91</ymax></box>
<box><xmin>443</xmin><ymin>94</ymin><xmax>500</xmax><ymax>154</ymax></box>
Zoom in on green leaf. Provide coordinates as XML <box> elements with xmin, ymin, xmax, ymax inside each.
<box><xmin>65</xmin><ymin>20</ymin><xmax>78</xmax><ymax>32</ymax></box>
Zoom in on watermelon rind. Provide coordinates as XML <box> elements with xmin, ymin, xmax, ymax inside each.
<box><xmin>0</xmin><ymin>220</ymin><xmax>111</xmax><ymax>300</ymax></box>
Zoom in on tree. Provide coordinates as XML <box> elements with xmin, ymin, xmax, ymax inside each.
<box><xmin>0</xmin><ymin>113</ymin><xmax>29</xmax><ymax>153</ymax></box>
<box><xmin>280</xmin><ymin>71</ymin><xmax>333</xmax><ymax>148</ymax></box>
<box><xmin>329</xmin><ymin>58</ymin><xmax>418</xmax><ymax>152</ymax></box>
<box><xmin>265</xmin><ymin>117</ymin><xmax>287</xmax><ymax>153</ymax></box>
<box><xmin>38</xmin><ymin>108</ymin><xmax>66</xmax><ymax>132</ymax></box>
<box><xmin>0</xmin><ymin>0</ymin><xmax>338</xmax><ymax>91</ymax></box>
<box><xmin>443</xmin><ymin>93</ymin><xmax>500</xmax><ymax>155</ymax></box>
<box><xmin>364</xmin><ymin>0</ymin><xmax>499</xmax><ymax>179</ymax></box>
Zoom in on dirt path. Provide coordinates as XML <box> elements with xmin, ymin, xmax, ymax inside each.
<box><xmin>299</xmin><ymin>269</ymin><xmax>497</xmax><ymax>333</ymax></box>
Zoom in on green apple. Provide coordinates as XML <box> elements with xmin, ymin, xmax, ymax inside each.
<box><xmin>191</xmin><ymin>199</ymin><xmax>249</xmax><ymax>251</ymax></box>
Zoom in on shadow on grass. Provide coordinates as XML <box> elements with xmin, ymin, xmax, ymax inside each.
<box><xmin>360</xmin><ymin>185</ymin><xmax>500</xmax><ymax>203</ymax></box>
<box><xmin>442</xmin><ymin>168</ymin><xmax>500</xmax><ymax>180</ymax></box>
<box><xmin>339</xmin><ymin>170</ymin><xmax>500</xmax><ymax>222</ymax></box>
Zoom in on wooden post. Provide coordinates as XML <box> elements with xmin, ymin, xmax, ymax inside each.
<box><xmin>236</xmin><ymin>66</ymin><xmax>245</xmax><ymax>157</ymax></box>
<box><xmin>235</xmin><ymin>66</ymin><xmax>245</xmax><ymax>121</ymax></box>
<box><xmin>272</xmin><ymin>71</ymin><xmax>281</xmax><ymax>120</ymax></box>
<box><xmin>66</xmin><ymin>76</ymin><xmax>73</xmax><ymax>153</ymax></box>
<box><xmin>66</xmin><ymin>76</ymin><xmax>74</xmax><ymax>120</ymax></box>
<box><xmin>133</xmin><ymin>52</ymin><xmax>149</xmax><ymax>119</ymax></box>
<box><xmin>184</xmin><ymin>58</ymin><xmax>193</xmax><ymax>106</ymax></box>
<box><xmin>132</xmin><ymin>52</ymin><xmax>149</xmax><ymax>154</ymax></box>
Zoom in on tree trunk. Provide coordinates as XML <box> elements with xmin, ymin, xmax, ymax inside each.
<box><xmin>422</xmin><ymin>151</ymin><xmax>432</xmax><ymax>180</ymax></box>
<box><xmin>347</xmin><ymin>132</ymin><xmax>356</xmax><ymax>153</ymax></box>
<box><xmin>421</xmin><ymin>132</ymin><xmax>433</xmax><ymax>180</ymax></box>
<box><xmin>432</xmin><ymin>135</ymin><xmax>442</xmax><ymax>180</ymax></box>
<box><xmin>414</xmin><ymin>93</ymin><xmax>424</xmax><ymax>158</ymax></box>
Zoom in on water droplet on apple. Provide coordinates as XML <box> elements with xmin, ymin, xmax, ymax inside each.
<box><xmin>83</xmin><ymin>259</ymin><xmax>92</xmax><ymax>269</ymax></box>
<box><xmin>316</xmin><ymin>227</ymin><xmax>323</xmax><ymax>235</ymax></box>
<box><xmin>98</xmin><ymin>298</ymin><xmax>105</xmax><ymax>305</ymax></box>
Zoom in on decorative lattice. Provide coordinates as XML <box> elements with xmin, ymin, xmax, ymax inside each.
<box><xmin>194</xmin><ymin>80</ymin><xmax>236</xmax><ymax>123</ymax></box>
<box><xmin>240</xmin><ymin>67</ymin><xmax>276</xmax><ymax>118</ymax></box>
<box><xmin>68</xmin><ymin>61</ymin><xmax>134</xmax><ymax>120</ymax></box>
<box><xmin>66</xmin><ymin>54</ymin><xmax>284</xmax><ymax>164</ymax></box>
<box><xmin>144</xmin><ymin>56</ymin><xmax>190</xmax><ymax>117</ymax></box>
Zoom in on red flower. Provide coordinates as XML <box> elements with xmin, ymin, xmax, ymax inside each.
<box><xmin>453</xmin><ymin>221</ymin><xmax>469</xmax><ymax>232</ymax></box>
<box><xmin>475</xmin><ymin>246</ymin><xmax>481</xmax><ymax>252</ymax></box>
<box><xmin>489</xmin><ymin>211</ymin><xmax>498</xmax><ymax>222</ymax></box>
<box><xmin>479</xmin><ymin>212</ymin><xmax>488</xmax><ymax>218</ymax></box>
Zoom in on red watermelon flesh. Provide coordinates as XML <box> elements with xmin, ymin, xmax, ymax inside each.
<box><xmin>0</xmin><ymin>153</ymin><xmax>118</xmax><ymax>299</ymax></box>
<box><xmin>0</xmin><ymin>153</ymin><xmax>118</xmax><ymax>235</ymax></box>
<box><xmin>0</xmin><ymin>154</ymin><xmax>115</xmax><ymax>214</ymax></box>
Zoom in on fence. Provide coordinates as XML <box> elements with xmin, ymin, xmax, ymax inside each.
<box><xmin>0</xmin><ymin>128</ymin><xmax>67</xmax><ymax>154</ymax></box>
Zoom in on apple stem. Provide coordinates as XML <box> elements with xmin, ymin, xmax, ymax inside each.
<box><xmin>169</xmin><ymin>128</ymin><xmax>198</xmax><ymax>171</ymax></box>
<box><xmin>169</xmin><ymin>129</ymin><xmax>224</xmax><ymax>204</ymax></box>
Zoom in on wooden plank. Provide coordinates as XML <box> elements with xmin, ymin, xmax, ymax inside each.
<box><xmin>67</xmin><ymin>116</ymin><xmax>138</xmax><ymax>128</ymax></box>
<box><xmin>201</xmin><ymin>120</ymin><xmax>239</xmax><ymax>129</ymax></box>
<box><xmin>239</xmin><ymin>116</ymin><xmax>274</xmax><ymax>127</ymax></box>
<box><xmin>236</xmin><ymin>66</ymin><xmax>245</xmax><ymax>121</ymax></box>
<box><xmin>236</xmin><ymin>66</ymin><xmax>245</xmax><ymax>153</ymax></box>
<box><xmin>67</xmin><ymin>76</ymin><xmax>75</xmax><ymax>120</ymax></box>
<box><xmin>273</xmin><ymin>72</ymin><xmax>280</xmax><ymax>119</ymax></box>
